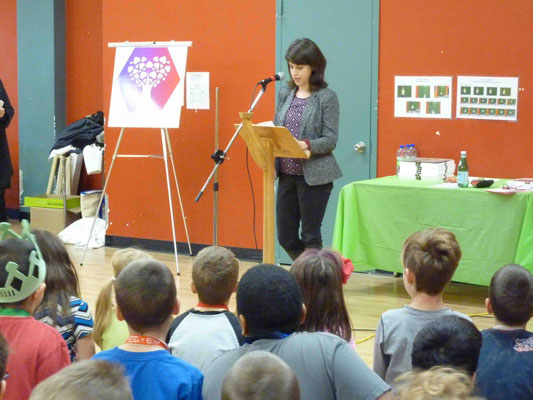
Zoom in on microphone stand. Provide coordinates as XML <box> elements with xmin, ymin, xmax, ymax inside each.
<box><xmin>195</xmin><ymin>82</ymin><xmax>269</xmax><ymax>202</ymax></box>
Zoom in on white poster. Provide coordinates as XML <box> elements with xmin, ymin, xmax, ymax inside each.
<box><xmin>456</xmin><ymin>76</ymin><xmax>518</xmax><ymax>121</ymax></box>
<box><xmin>395</xmin><ymin>76</ymin><xmax>452</xmax><ymax>119</ymax></box>
<box><xmin>108</xmin><ymin>41</ymin><xmax>192</xmax><ymax>128</ymax></box>
<box><xmin>186</xmin><ymin>72</ymin><xmax>210</xmax><ymax>110</ymax></box>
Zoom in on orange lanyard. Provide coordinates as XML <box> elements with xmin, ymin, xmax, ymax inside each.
<box><xmin>125</xmin><ymin>335</ymin><xmax>169</xmax><ymax>351</ymax></box>
<box><xmin>196</xmin><ymin>302</ymin><xmax>229</xmax><ymax>310</ymax></box>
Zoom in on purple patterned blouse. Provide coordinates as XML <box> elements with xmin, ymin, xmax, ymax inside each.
<box><xmin>279</xmin><ymin>96</ymin><xmax>308</xmax><ymax>175</ymax></box>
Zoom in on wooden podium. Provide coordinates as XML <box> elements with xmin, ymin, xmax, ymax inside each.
<box><xmin>237</xmin><ymin>112</ymin><xmax>310</xmax><ymax>263</ymax></box>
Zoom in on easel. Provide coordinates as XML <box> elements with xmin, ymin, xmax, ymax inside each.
<box><xmin>236</xmin><ymin>113</ymin><xmax>310</xmax><ymax>263</ymax></box>
<box><xmin>80</xmin><ymin>127</ymin><xmax>192</xmax><ymax>274</ymax></box>
<box><xmin>80</xmin><ymin>41</ymin><xmax>193</xmax><ymax>274</ymax></box>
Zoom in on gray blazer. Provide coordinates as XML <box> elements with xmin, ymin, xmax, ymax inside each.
<box><xmin>274</xmin><ymin>86</ymin><xmax>342</xmax><ymax>186</ymax></box>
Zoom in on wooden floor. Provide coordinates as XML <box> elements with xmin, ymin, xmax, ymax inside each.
<box><xmin>68</xmin><ymin>243</ymin><xmax>532</xmax><ymax>367</ymax></box>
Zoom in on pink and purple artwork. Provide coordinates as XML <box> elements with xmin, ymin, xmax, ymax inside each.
<box><xmin>118</xmin><ymin>47</ymin><xmax>180</xmax><ymax>112</ymax></box>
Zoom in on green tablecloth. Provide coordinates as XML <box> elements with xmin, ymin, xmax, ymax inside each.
<box><xmin>332</xmin><ymin>176</ymin><xmax>533</xmax><ymax>286</ymax></box>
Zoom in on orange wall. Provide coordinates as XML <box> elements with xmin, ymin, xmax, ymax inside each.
<box><xmin>378</xmin><ymin>1</ymin><xmax>533</xmax><ymax>178</ymax></box>
<box><xmin>0</xmin><ymin>0</ymin><xmax>19</xmax><ymax>209</ymax></box>
<box><xmin>66</xmin><ymin>1</ymin><xmax>104</xmax><ymax>191</ymax></box>
<box><xmin>102</xmin><ymin>1</ymin><xmax>276</xmax><ymax>247</ymax></box>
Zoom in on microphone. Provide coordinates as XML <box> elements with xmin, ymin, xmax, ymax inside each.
<box><xmin>258</xmin><ymin>72</ymin><xmax>285</xmax><ymax>85</ymax></box>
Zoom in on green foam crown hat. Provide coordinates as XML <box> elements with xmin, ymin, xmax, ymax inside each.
<box><xmin>0</xmin><ymin>220</ymin><xmax>46</xmax><ymax>303</ymax></box>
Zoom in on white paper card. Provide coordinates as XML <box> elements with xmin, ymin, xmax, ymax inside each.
<box><xmin>456</xmin><ymin>76</ymin><xmax>518</xmax><ymax>121</ymax></box>
<box><xmin>395</xmin><ymin>76</ymin><xmax>452</xmax><ymax>119</ymax></box>
<box><xmin>186</xmin><ymin>72</ymin><xmax>210</xmax><ymax>110</ymax></box>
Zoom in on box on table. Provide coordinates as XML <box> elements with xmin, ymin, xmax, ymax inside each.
<box><xmin>25</xmin><ymin>194</ymin><xmax>81</xmax><ymax>209</ymax></box>
<box><xmin>25</xmin><ymin>194</ymin><xmax>81</xmax><ymax>234</ymax></box>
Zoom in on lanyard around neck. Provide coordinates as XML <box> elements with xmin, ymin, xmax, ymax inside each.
<box><xmin>125</xmin><ymin>335</ymin><xmax>169</xmax><ymax>351</ymax></box>
<box><xmin>196</xmin><ymin>302</ymin><xmax>229</xmax><ymax>310</ymax></box>
<box><xmin>245</xmin><ymin>331</ymin><xmax>290</xmax><ymax>344</ymax></box>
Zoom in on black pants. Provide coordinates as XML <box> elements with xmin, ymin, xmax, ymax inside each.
<box><xmin>276</xmin><ymin>173</ymin><xmax>333</xmax><ymax>261</ymax></box>
<box><xmin>0</xmin><ymin>188</ymin><xmax>7</xmax><ymax>222</ymax></box>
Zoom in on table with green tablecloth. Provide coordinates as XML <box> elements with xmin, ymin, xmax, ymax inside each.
<box><xmin>332</xmin><ymin>176</ymin><xmax>533</xmax><ymax>286</ymax></box>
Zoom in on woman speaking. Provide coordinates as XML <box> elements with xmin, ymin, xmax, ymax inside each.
<box><xmin>274</xmin><ymin>38</ymin><xmax>342</xmax><ymax>261</ymax></box>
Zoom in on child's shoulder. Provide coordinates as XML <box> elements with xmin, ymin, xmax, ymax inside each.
<box><xmin>157</xmin><ymin>351</ymin><xmax>204</xmax><ymax>381</ymax></box>
<box><xmin>381</xmin><ymin>306</ymin><xmax>411</xmax><ymax>320</ymax></box>
<box><xmin>27</xmin><ymin>316</ymin><xmax>65</xmax><ymax>338</ymax></box>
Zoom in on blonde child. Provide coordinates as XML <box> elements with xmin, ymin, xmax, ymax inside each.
<box><xmin>395</xmin><ymin>367</ymin><xmax>483</xmax><ymax>400</ymax></box>
<box><xmin>93</xmin><ymin>248</ymin><xmax>152</xmax><ymax>350</ymax></box>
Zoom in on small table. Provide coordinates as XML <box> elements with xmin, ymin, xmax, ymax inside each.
<box><xmin>332</xmin><ymin>176</ymin><xmax>533</xmax><ymax>286</ymax></box>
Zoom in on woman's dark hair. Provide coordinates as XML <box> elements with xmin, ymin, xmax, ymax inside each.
<box><xmin>285</xmin><ymin>38</ymin><xmax>328</xmax><ymax>91</ymax></box>
<box><xmin>32</xmin><ymin>230</ymin><xmax>80</xmax><ymax>325</ymax></box>
<box><xmin>290</xmin><ymin>249</ymin><xmax>352</xmax><ymax>342</ymax></box>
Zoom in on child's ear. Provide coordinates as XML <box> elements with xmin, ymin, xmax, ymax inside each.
<box><xmin>190</xmin><ymin>280</ymin><xmax>197</xmax><ymax>294</ymax></box>
<box><xmin>238</xmin><ymin>314</ymin><xmax>248</xmax><ymax>336</ymax></box>
<box><xmin>485</xmin><ymin>298</ymin><xmax>493</xmax><ymax>314</ymax></box>
<box><xmin>27</xmin><ymin>282</ymin><xmax>46</xmax><ymax>312</ymax></box>
<box><xmin>404</xmin><ymin>268</ymin><xmax>415</xmax><ymax>284</ymax></box>
<box><xmin>116</xmin><ymin>304</ymin><xmax>125</xmax><ymax>321</ymax></box>
<box><xmin>232</xmin><ymin>280</ymin><xmax>238</xmax><ymax>293</ymax></box>
<box><xmin>172</xmin><ymin>298</ymin><xmax>180</xmax><ymax>316</ymax></box>
<box><xmin>300</xmin><ymin>303</ymin><xmax>307</xmax><ymax>325</ymax></box>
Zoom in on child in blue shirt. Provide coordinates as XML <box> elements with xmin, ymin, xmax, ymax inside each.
<box><xmin>476</xmin><ymin>264</ymin><xmax>533</xmax><ymax>400</ymax></box>
<box><xmin>93</xmin><ymin>259</ymin><xmax>203</xmax><ymax>400</ymax></box>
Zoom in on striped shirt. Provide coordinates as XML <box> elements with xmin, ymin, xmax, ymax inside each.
<box><xmin>35</xmin><ymin>296</ymin><xmax>94</xmax><ymax>361</ymax></box>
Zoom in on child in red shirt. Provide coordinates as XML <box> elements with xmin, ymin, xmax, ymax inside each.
<box><xmin>0</xmin><ymin>222</ymin><xmax>70</xmax><ymax>400</ymax></box>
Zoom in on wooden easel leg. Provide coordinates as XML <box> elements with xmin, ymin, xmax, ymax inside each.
<box><xmin>161</xmin><ymin>129</ymin><xmax>181</xmax><ymax>275</ymax></box>
<box><xmin>57</xmin><ymin>156</ymin><xmax>65</xmax><ymax>195</ymax></box>
<box><xmin>65</xmin><ymin>155</ymin><xmax>72</xmax><ymax>195</ymax></box>
<box><xmin>47</xmin><ymin>156</ymin><xmax>59</xmax><ymax>194</ymax></box>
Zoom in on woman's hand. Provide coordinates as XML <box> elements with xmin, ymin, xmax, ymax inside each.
<box><xmin>297</xmin><ymin>140</ymin><xmax>308</xmax><ymax>150</ymax></box>
<box><xmin>0</xmin><ymin>108</ymin><xmax>5</xmax><ymax>119</ymax></box>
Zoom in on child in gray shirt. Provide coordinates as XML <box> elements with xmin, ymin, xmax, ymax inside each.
<box><xmin>373</xmin><ymin>228</ymin><xmax>470</xmax><ymax>388</ymax></box>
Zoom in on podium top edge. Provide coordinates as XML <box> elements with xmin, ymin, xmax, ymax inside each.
<box><xmin>108</xmin><ymin>41</ymin><xmax>193</xmax><ymax>48</ymax></box>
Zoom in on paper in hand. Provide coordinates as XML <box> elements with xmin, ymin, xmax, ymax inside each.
<box><xmin>0</xmin><ymin>100</ymin><xmax>4</xmax><ymax>108</ymax></box>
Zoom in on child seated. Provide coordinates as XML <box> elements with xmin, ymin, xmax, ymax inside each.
<box><xmin>92</xmin><ymin>258</ymin><xmax>203</xmax><ymax>400</ymax></box>
<box><xmin>475</xmin><ymin>264</ymin><xmax>533</xmax><ymax>400</ymax></box>
<box><xmin>0</xmin><ymin>332</ymin><xmax>9</xmax><ymax>399</ymax></box>
<box><xmin>221</xmin><ymin>350</ymin><xmax>300</xmax><ymax>400</ymax></box>
<box><xmin>32</xmin><ymin>230</ymin><xmax>95</xmax><ymax>361</ymax></box>
<box><xmin>166</xmin><ymin>246</ymin><xmax>242</xmax><ymax>372</ymax></box>
<box><xmin>373</xmin><ymin>228</ymin><xmax>470</xmax><ymax>388</ymax></box>
<box><xmin>30</xmin><ymin>360</ymin><xmax>132</xmax><ymax>400</ymax></box>
<box><xmin>395</xmin><ymin>367</ymin><xmax>482</xmax><ymax>400</ymax></box>
<box><xmin>0</xmin><ymin>221</ymin><xmax>70</xmax><ymax>400</ymax></box>
<box><xmin>94</xmin><ymin>248</ymin><xmax>152</xmax><ymax>350</ymax></box>
<box><xmin>411</xmin><ymin>315</ymin><xmax>482</xmax><ymax>377</ymax></box>
<box><xmin>290</xmin><ymin>248</ymin><xmax>354</xmax><ymax>347</ymax></box>
<box><xmin>202</xmin><ymin>264</ymin><xmax>392</xmax><ymax>400</ymax></box>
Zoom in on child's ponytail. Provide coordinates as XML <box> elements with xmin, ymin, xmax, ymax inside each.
<box><xmin>93</xmin><ymin>277</ymin><xmax>115</xmax><ymax>348</ymax></box>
